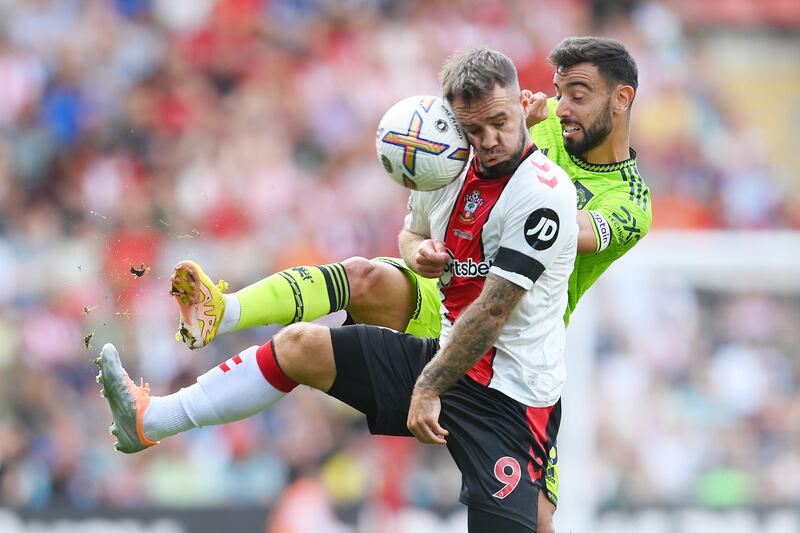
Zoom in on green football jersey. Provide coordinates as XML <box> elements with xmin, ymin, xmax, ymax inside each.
<box><xmin>531</xmin><ymin>98</ymin><xmax>652</xmax><ymax>324</ymax></box>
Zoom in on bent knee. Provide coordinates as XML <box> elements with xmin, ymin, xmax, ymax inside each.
<box><xmin>274</xmin><ymin>322</ymin><xmax>310</xmax><ymax>345</ymax></box>
<box><xmin>342</xmin><ymin>256</ymin><xmax>383</xmax><ymax>302</ymax></box>
<box><xmin>274</xmin><ymin>323</ymin><xmax>328</xmax><ymax>360</ymax></box>
<box><xmin>273</xmin><ymin>323</ymin><xmax>335</xmax><ymax>389</ymax></box>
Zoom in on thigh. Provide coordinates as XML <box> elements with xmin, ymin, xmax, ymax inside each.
<box><xmin>441</xmin><ymin>378</ymin><xmax>561</xmax><ymax>531</ymax></box>
<box><xmin>328</xmin><ymin>324</ymin><xmax>439</xmax><ymax>435</ymax></box>
<box><xmin>373</xmin><ymin>257</ymin><xmax>442</xmax><ymax>338</ymax></box>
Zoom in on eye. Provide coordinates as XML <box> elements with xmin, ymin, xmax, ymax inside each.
<box><xmin>494</xmin><ymin>120</ymin><xmax>506</xmax><ymax>128</ymax></box>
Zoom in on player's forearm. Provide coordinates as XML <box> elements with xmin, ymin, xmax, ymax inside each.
<box><xmin>398</xmin><ymin>229</ymin><xmax>426</xmax><ymax>270</ymax></box>
<box><xmin>415</xmin><ymin>274</ymin><xmax>525</xmax><ymax>394</ymax></box>
<box><xmin>577</xmin><ymin>210</ymin><xmax>599</xmax><ymax>255</ymax></box>
<box><xmin>415</xmin><ymin>301</ymin><xmax>502</xmax><ymax>394</ymax></box>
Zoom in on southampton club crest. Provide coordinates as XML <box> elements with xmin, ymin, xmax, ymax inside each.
<box><xmin>458</xmin><ymin>191</ymin><xmax>484</xmax><ymax>223</ymax></box>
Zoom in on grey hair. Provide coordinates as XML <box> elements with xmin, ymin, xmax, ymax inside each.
<box><xmin>440</xmin><ymin>47</ymin><xmax>519</xmax><ymax>105</ymax></box>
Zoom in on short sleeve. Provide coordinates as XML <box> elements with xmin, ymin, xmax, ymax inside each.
<box><xmin>490</xmin><ymin>162</ymin><xmax>577</xmax><ymax>290</ymax></box>
<box><xmin>403</xmin><ymin>191</ymin><xmax>431</xmax><ymax>236</ymax></box>
<box><xmin>586</xmin><ymin>189</ymin><xmax>652</xmax><ymax>254</ymax></box>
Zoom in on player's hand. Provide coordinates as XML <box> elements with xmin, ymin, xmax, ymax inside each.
<box><xmin>414</xmin><ymin>239</ymin><xmax>450</xmax><ymax>278</ymax></box>
<box><xmin>523</xmin><ymin>90</ymin><xmax>549</xmax><ymax>128</ymax></box>
<box><xmin>407</xmin><ymin>386</ymin><xmax>448</xmax><ymax>445</ymax></box>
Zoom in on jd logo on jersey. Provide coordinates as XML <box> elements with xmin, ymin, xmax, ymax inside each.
<box><xmin>524</xmin><ymin>208</ymin><xmax>559</xmax><ymax>250</ymax></box>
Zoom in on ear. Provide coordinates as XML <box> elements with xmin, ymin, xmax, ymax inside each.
<box><xmin>614</xmin><ymin>85</ymin><xmax>635</xmax><ymax>114</ymax></box>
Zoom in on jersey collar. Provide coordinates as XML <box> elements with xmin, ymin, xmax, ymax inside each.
<box><xmin>472</xmin><ymin>144</ymin><xmax>538</xmax><ymax>180</ymax></box>
<box><xmin>569</xmin><ymin>147</ymin><xmax>638</xmax><ymax>172</ymax></box>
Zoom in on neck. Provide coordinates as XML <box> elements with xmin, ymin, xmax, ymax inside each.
<box><xmin>584</xmin><ymin>122</ymin><xmax>631</xmax><ymax>164</ymax></box>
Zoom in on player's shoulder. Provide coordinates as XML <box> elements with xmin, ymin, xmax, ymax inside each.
<box><xmin>581</xmin><ymin>158</ymin><xmax>650</xmax><ymax>213</ymax></box>
<box><xmin>409</xmin><ymin>166</ymin><xmax>467</xmax><ymax>204</ymax></box>
<box><xmin>574</xmin><ymin>149</ymin><xmax>645</xmax><ymax>182</ymax></box>
<box><xmin>508</xmin><ymin>149</ymin><xmax>575</xmax><ymax>198</ymax></box>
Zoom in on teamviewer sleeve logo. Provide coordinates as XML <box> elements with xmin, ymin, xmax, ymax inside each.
<box><xmin>524</xmin><ymin>208</ymin><xmax>560</xmax><ymax>250</ymax></box>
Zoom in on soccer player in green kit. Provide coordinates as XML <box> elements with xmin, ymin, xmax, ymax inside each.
<box><xmin>122</xmin><ymin>38</ymin><xmax>650</xmax><ymax>533</ymax></box>
<box><xmin>528</xmin><ymin>39</ymin><xmax>650</xmax><ymax>325</ymax></box>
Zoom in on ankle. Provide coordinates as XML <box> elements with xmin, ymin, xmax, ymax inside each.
<box><xmin>218</xmin><ymin>294</ymin><xmax>241</xmax><ymax>334</ymax></box>
<box><xmin>142</xmin><ymin>392</ymin><xmax>196</xmax><ymax>441</ymax></box>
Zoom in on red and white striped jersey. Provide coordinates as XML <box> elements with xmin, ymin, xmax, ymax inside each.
<box><xmin>404</xmin><ymin>147</ymin><xmax>577</xmax><ymax>407</ymax></box>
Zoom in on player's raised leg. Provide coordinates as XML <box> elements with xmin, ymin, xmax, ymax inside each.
<box><xmin>171</xmin><ymin>257</ymin><xmax>418</xmax><ymax>350</ymax></box>
<box><xmin>96</xmin><ymin>322</ymin><xmax>343</xmax><ymax>453</ymax></box>
<box><xmin>341</xmin><ymin>257</ymin><xmax>417</xmax><ymax>333</ymax></box>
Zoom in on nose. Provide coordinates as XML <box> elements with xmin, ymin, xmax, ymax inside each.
<box><xmin>480</xmin><ymin>127</ymin><xmax>499</xmax><ymax>150</ymax></box>
<box><xmin>555</xmin><ymin>99</ymin><xmax>570</xmax><ymax>119</ymax></box>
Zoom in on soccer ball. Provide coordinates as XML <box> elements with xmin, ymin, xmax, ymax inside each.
<box><xmin>375</xmin><ymin>95</ymin><xmax>470</xmax><ymax>191</ymax></box>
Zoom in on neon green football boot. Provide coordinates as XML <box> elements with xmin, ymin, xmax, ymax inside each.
<box><xmin>170</xmin><ymin>260</ymin><xmax>228</xmax><ymax>350</ymax></box>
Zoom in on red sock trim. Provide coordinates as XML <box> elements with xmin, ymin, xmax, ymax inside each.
<box><xmin>255</xmin><ymin>340</ymin><xmax>298</xmax><ymax>393</ymax></box>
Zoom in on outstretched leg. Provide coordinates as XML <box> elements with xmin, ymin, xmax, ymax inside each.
<box><xmin>171</xmin><ymin>257</ymin><xmax>416</xmax><ymax>350</ymax></box>
<box><xmin>97</xmin><ymin>322</ymin><xmax>342</xmax><ymax>452</ymax></box>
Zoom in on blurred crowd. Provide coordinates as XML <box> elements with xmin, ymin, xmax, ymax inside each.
<box><xmin>0</xmin><ymin>0</ymin><xmax>799</xmax><ymax>525</ymax></box>
<box><xmin>593</xmin><ymin>269</ymin><xmax>800</xmax><ymax>508</ymax></box>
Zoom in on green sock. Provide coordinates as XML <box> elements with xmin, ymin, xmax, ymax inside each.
<box><xmin>233</xmin><ymin>263</ymin><xmax>350</xmax><ymax>330</ymax></box>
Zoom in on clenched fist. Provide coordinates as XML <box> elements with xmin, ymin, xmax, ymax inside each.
<box><xmin>413</xmin><ymin>239</ymin><xmax>450</xmax><ymax>279</ymax></box>
<box><xmin>523</xmin><ymin>90</ymin><xmax>549</xmax><ymax>128</ymax></box>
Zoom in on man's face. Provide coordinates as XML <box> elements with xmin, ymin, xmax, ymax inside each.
<box><xmin>450</xmin><ymin>84</ymin><xmax>529</xmax><ymax>179</ymax></box>
<box><xmin>553</xmin><ymin>63</ymin><xmax>614</xmax><ymax>157</ymax></box>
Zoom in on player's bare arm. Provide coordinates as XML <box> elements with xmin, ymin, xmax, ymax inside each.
<box><xmin>407</xmin><ymin>273</ymin><xmax>526</xmax><ymax>444</ymax></box>
<box><xmin>576</xmin><ymin>210</ymin><xmax>600</xmax><ymax>254</ymax></box>
<box><xmin>399</xmin><ymin>229</ymin><xmax>449</xmax><ymax>279</ymax></box>
<box><xmin>398</xmin><ymin>228</ymin><xmax>425</xmax><ymax>266</ymax></box>
<box><xmin>416</xmin><ymin>273</ymin><xmax>526</xmax><ymax>393</ymax></box>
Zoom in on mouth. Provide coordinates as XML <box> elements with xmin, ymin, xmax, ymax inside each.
<box><xmin>561</xmin><ymin>122</ymin><xmax>581</xmax><ymax>140</ymax></box>
<box><xmin>481</xmin><ymin>153</ymin><xmax>503</xmax><ymax>166</ymax></box>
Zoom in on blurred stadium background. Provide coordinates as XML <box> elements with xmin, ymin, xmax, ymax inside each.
<box><xmin>1</xmin><ymin>0</ymin><xmax>799</xmax><ymax>531</ymax></box>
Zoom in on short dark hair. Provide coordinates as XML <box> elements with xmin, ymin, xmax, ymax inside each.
<box><xmin>440</xmin><ymin>47</ymin><xmax>519</xmax><ymax>105</ymax></box>
<box><xmin>549</xmin><ymin>37</ymin><xmax>638</xmax><ymax>91</ymax></box>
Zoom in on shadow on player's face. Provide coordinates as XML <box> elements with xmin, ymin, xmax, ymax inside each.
<box><xmin>450</xmin><ymin>84</ymin><xmax>530</xmax><ymax>179</ymax></box>
<box><xmin>552</xmin><ymin>62</ymin><xmax>614</xmax><ymax>157</ymax></box>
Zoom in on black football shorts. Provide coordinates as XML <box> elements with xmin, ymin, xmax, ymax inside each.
<box><xmin>328</xmin><ymin>325</ymin><xmax>561</xmax><ymax>530</ymax></box>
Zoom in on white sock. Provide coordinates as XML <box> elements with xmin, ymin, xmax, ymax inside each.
<box><xmin>142</xmin><ymin>345</ymin><xmax>286</xmax><ymax>441</ymax></box>
<box><xmin>143</xmin><ymin>393</ymin><xmax>196</xmax><ymax>441</ymax></box>
<box><xmin>218</xmin><ymin>294</ymin><xmax>241</xmax><ymax>334</ymax></box>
